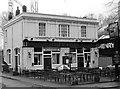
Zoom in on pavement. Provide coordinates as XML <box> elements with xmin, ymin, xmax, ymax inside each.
<box><xmin>1</xmin><ymin>72</ymin><xmax>120</xmax><ymax>88</ymax></box>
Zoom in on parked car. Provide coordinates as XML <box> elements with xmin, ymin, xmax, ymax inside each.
<box><xmin>106</xmin><ymin>65</ymin><xmax>120</xmax><ymax>70</ymax></box>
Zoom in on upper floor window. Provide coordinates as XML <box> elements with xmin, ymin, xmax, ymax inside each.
<box><xmin>81</xmin><ymin>26</ymin><xmax>86</xmax><ymax>37</ymax></box>
<box><xmin>39</xmin><ymin>23</ymin><xmax>46</xmax><ymax>36</ymax></box>
<box><xmin>59</xmin><ymin>24</ymin><xmax>70</xmax><ymax>37</ymax></box>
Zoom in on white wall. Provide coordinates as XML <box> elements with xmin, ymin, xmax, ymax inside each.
<box><xmin>22</xmin><ymin>47</ymin><xmax>36</xmax><ymax>70</ymax></box>
<box><xmin>4</xmin><ymin>20</ymin><xmax>23</xmax><ymax>70</ymax></box>
<box><xmin>23</xmin><ymin>20</ymin><xmax>98</xmax><ymax>40</ymax></box>
<box><xmin>87</xmin><ymin>25</ymin><xmax>98</xmax><ymax>39</ymax></box>
<box><xmin>3</xmin><ymin>16</ymin><xmax>98</xmax><ymax>70</ymax></box>
<box><xmin>70</xmin><ymin>24</ymin><xmax>79</xmax><ymax>38</ymax></box>
<box><xmin>91</xmin><ymin>48</ymin><xmax>99</xmax><ymax>68</ymax></box>
<box><xmin>24</xmin><ymin>20</ymin><xmax>38</xmax><ymax>38</ymax></box>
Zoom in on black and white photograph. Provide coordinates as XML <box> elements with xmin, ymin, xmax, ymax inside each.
<box><xmin>0</xmin><ymin>0</ymin><xmax>120</xmax><ymax>89</ymax></box>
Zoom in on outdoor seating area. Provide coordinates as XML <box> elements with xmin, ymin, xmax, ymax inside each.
<box><xmin>2</xmin><ymin>65</ymin><xmax>120</xmax><ymax>85</ymax></box>
<box><xmin>17</xmin><ymin>67</ymin><xmax>103</xmax><ymax>85</ymax></box>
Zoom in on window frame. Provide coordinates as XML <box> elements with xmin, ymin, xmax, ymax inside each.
<box><xmin>34</xmin><ymin>52</ymin><xmax>42</xmax><ymax>65</ymax></box>
<box><xmin>14</xmin><ymin>48</ymin><xmax>20</xmax><ymax>66</ymax></box>
<box><xmin>59</xmin><ymin>24</ymin><xmax>70</xmax><ymax>37</ymax></box>
<box><xmin>52</xmin><ymin>52</ymin><xmax>60</xmax><ymax>64</ymax></box>
<box><xmin>81</xmin><ymin>26</ymin><xmax>87</xmax><ymax>37</ymax></box>
<box><xmin>39</xmin><ymin>23</ymin><xmax>46</xmax><ymax>36</ymax></box>
<box><xmin>70</xmin><ymin>49</ymin><xmax>77</xmax><ymax>64</ymax></box>
<box><xmin>7</xmin><ymin>49</ymin><xmax>11</xmax><ymax>64</ymax></box>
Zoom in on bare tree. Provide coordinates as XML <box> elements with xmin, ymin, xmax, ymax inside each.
<box><xmin>0</xmin><ymin>12</ymin><xmax>8</xmax><ymax>27</ymax></box>
<box><xmin>97</xmin><ymin>0</ymin><xmax>119</xmax><ymax>28</ymax></box>
<box><xmin>0</xmin><ymin>12</ymin><xmax>8</xmax><ymax>36</ymax></box>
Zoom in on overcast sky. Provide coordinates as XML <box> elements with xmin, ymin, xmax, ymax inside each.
<box><xmin>0</xmin><ymin>0</ymin><xmax>119</xmax><ymax>17</ymax></box>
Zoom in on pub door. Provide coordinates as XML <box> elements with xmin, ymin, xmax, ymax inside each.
<box><xmin>44</xmin><ymin>55</ymin><xmax>52</xmax><ymax>70</ymax></box>
<box><xmin>77</xmin><ymin>56</ymin><xmax>84</xmax><ymax>70</ymax></box>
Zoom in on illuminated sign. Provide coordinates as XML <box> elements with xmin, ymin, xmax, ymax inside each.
<box><xmin>98</xmin><ymin>43</ymin><xmax>114</xmax><ymax>49</ymax></box>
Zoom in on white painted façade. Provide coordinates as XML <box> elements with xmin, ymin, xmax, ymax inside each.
<box><xmin>3</xmin><ymin>12</ymin><xmax>99</xmax><ymax>72</ymax></box>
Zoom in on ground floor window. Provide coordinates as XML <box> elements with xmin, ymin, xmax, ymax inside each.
<box><xmin>52</xmin><ymin>53</ymin><xmax>60</xmax><ymax>64</ymax></box>
<box><xmin>14</xmin><ymin>48</ymin><xmax>20</xmax><ymax>65</ymax></box>
<box><xmin>7</xmin><ymin>49</ymin><xmax>11</xmax><ymax>64</ymax></box>
<box><xmin>72</xmin><ymin>53</ymin><xmax>76</xmax><ymax>63</ymax></box>
<box><xmin>34</xmin><ymin>54</ymin><xmax>42</xmax><ymax>65</ymax></box>
<box><xmin>84</xmin><ymin>53</ymin><xmax>91</xmax><ymax>63</ymax></box>
<box><xmin>18</xmin><ymin>54</ymin><xmax>20</xmax><ymax>65</ymax></box>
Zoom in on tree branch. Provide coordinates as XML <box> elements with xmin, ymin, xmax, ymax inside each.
<box><xmin>105</xmin><ymin>0</ymin><xmax>115</xmax><ymax>6</ymax></box>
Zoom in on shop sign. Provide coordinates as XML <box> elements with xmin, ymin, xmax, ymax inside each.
<box><xmin>98</xmin><ymin>43</ymin><xmax>114</xmax><ymax>49</ymax></box>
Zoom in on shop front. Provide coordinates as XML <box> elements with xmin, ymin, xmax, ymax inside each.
<box><xmin>97</xmin><ymin>37</ymin><xmax>120</xmax><ymax>66</ymax></box>
<box><xmin>22</xmin><ymin>39</ymin><xmax>98</xmax><ymax>70</ymax></box>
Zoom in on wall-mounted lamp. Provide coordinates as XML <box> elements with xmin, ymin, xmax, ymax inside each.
<box><xmin>28</xmin><ymin>52</ymin><xmax>31</xmax><ymax>58</ymax></box>
<box><xmin>92</xmin><ymin>40</ymin><xmax>94</xmax><ymax>42</ymax></box>
<box><xmin>76</xmin><ymin>39</ymin><xmax>78</xmax><ymax>42</ymax></box>
<box><xmin>46</xmin><ymin>39</ymin><xmax>49</xmax><ymax>42</ymax></box>
<box><xmin>52</xmin><ymin>38</ymin><xmax>55</xmax><ymax>41</ymax></box>
<box><xmin>32</xmin><ymin>63</ymin><xmax>34</xmax><ymax>66</ymax></box>
<box><xmin>31</xmin><ymin>38</ymin><xmax>33</xmax><ymax>40</ymax></box>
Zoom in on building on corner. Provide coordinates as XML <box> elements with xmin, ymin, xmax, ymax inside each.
<box><xmin>3</xmin><ymin>12</ymin><xmax>99</xmax><ymax>73</ymax></box>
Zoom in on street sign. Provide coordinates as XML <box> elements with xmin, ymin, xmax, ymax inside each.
<box><xmin>112</xmin><ymin>54</ymin><xmax>120</xmax><ymax>65</ymax></box>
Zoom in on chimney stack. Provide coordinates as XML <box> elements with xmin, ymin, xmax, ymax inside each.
<box><xmin>16</xmin><ymin>7</ymin><xmax>20</xmax><ymax>16</ymax></box>
<box><xmin>8</xmin><ymin>12</ymin><xmax>13</xmax><ymax>20</ymax></box>
<box><xmin>22</xmin><ymin>5</ymin><xmax>27</xmax><ymax>12</ymax></box>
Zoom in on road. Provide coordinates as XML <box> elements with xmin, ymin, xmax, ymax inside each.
<box><xmin>1</xmin><ymin>76</ymin><xmax>42</xmax><ymax>87</ymax></box>
<box><xmin>74</xmin><ymin>82</ymin><xmax>120</xmax><ymax>88</ymax></box>
<box><xmin>1</xmin><ymin>72</ymin><xmax>120</xmax><ymax>89</ymax></box>
<box><xmin>1</xmin><ymin>76</ymin><xmax>120</xmax><ymax>89</ymax></box>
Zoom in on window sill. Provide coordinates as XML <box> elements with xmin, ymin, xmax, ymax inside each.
<box><xmin>33</xmin><ymin>65</ymin><xmax>43</xmax><ymax>66</ymax></box>
<box><xmin>52</xmin><ymin>64</ymin><xmax>60</xmax><ymax>65</ymax></box>
<box><xmin>8</xmin><ymin>64</ymin><xmax>12</xmax><ymax>66</ymax></box>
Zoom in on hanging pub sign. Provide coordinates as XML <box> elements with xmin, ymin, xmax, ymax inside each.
<box><xmin>108</xmin><ymin>22</ymin><xmax>120</xmax><ymax>38</ymax></box>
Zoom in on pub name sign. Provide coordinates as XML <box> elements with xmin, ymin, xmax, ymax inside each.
<box><xmin>98</xmin><ymin>43</ymin><xmax>114</xmax><ymax>49</ymax></box>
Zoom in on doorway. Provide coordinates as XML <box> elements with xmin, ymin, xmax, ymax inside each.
<box><xmin>77</xmin><ymin>56</ymin><xmax>84</xmax><ymax>70</ymax></box>
<box><xmin>15</xmin><ymin>56</ymin><xmax>18</xmax><ymax>72</ymax></box>
<box><xmin>14</xmin><ymin>48</ymin><xmax>20</xmax><ymax>72</ymax></box>
<box><xmin>44</xmin><ymin>55</ymin><xmax>52</xmax><ymax>70</ymax></box>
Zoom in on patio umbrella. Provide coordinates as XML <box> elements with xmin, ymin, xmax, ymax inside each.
<box><xmin>56</xmin><ymin>64</ymin><xmax>70</xmax><ymax>71</ymax></box>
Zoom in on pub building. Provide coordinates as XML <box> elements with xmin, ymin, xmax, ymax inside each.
<box><xmin>3</xmin><ymin>12</ymin><xmax>99</xmax><ymax>73</ymax></box>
